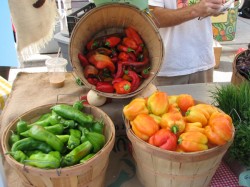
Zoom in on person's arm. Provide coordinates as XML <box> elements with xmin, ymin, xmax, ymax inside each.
<box><xmin>149</xmin><ymin>0</ymin><xmax>224</xmax><ymax>28</ymax></box>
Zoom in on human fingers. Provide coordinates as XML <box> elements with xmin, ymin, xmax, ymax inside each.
<box><xmin>197</xmin><ymin>0</ymin><xmax>223</xmax><ymax>16</ymax></box>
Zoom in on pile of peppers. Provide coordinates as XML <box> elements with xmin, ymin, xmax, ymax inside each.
<box><xmin>123</xmin><ymin>91</ymin><xmax>234</xmax><ymax>152</ymax></box>
<box><xmin>8</xmin><ymin>102</ymin><xmax>106</xmax><ymax>169</ymax></box>
<box><xmin>78</xmin><ymin>27</ymin><xmax>150</xmax><ymax>94</ymax></box>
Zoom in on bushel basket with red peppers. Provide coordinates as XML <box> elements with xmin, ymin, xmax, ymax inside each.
<box><xmin>78</xmin><ymin>27</ymin><xmax>149</xmax><ymax>95</ymax></box>
<box><xmin>69</xmin><ymin>3</ymin><xmax>164</xmax><ymax>98</ymax></box>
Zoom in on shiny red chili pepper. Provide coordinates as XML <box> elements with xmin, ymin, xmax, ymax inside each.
<box><xmin>117</xmin><ymin>45</ymin><xmax>134</xmax><ymax>53</ymax></box>
<box><xmin>87</xmin><ymin>77</ymin><xmax>99</xmax><ymax>85</ymax></box>
<box><xmin>83</xmin><ymin>65</ymin><xmax>99</xmax><ymax>78</ymax></box>
<box><xmin>88</xmin><ymin>54</ymin><xmax>116</xmax><ymax>73</ymax></box>
<box><xmin>122</xmin><ymin>74</ymin><xmax>132</xmax><ymax>82</ymax></box>
<box><xmin>112</xmin><ymin>77</ymin><xmax>124</xmax><ymax>85</ymax></box>
<box><xmin>86</xmin><ymin>39</ymin><xmax>100</xmax><ymax>51</ymax></box>
<box><xmin>78</xmin><ymin>53</ymin><xmax>89</xmax><ymax>67</ymax></box>
<box><xmin>111</xmin><ymin>56</ymin><xmax>118</xmax><ymax>63</ymax></box>
<box><xmin>125</xmin><ymin>70</ymin><xmax>140</xmax><ymax>92</ymax></box>
<box><xmin>135</xmin><ymin>45</ymin><xmax>143</xmax><ymax>57</ymax></box>
<box><xmin>111</xmin><ymin>49</ymin><xmax>118</xmax><ymax>57</ymax></box>
<box><xmin>95</xmin><ymin>47</ymin><xmax>113</xmax><ymax>56</ymax></box>
<box><xmin>127</xmin><ymin>52</ymin><xmax>136</xmax><ymax>61</ymax></box>
<box><xmin>79</xmin><ymin>95</ymin><xmax>89</xmax><ymax>105</ymax></box>
<box><xmin>96</xmin><ymin>82</ymin><xmax>114</xmax><ymax>93</ymax></box>
<box><xmin>122</xmin><ymin>56</ymin><xmax>149</xmax><ymax>67</ymax></box>
<box><xmin>105</xmin><ymin>36</ymin><xmax>121</xmax><ymax>48</ymax></box>
<box><xmin>114</xmin><ymin>62</ymin><xmax>124</xmax><ymax>79</ymax></box>
<box><xmin>125</xmin><ymin>27</ymin><xmax>143</xmax><ymax>46</ymax></box>
<box><xmin>114</xmin><ymin>80</ymin><xmax>132</xmax><ymax>94</ymax></box>
<box><xmin>141</xmin><ymin>66</ymin><xmax>151</xmax><ymax>79</ymax></box>
<box><xmin>118</xmin><ymin>52</ymin><xmax>130</xmax><ymax>61</ymax></box>
<box><xmin>122</xmin><ymin>37</ymin><xmax>138</xmax><ymax>50</ymax></box>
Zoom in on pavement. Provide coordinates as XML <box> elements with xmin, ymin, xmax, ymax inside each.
<box><xmin>8</xmin><ymin>15</ymin><xmax>250</xmax><ymax>84</ymax></box>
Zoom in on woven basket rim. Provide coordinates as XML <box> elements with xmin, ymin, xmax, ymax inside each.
<box><xmin>1</xmin><ymin>103</ymin><xmax>115</xmax><ymax>177</ymax></box>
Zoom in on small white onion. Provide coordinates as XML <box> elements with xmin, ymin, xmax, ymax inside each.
<box><xmin>87</xmin><ymin>90</ymin><xmax>107</xmax><ymax>106</ymax></box>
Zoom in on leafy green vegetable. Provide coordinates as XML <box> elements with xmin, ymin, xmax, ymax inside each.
<box><xmin>210</xmin><ymin>81</ymin><xmax>250</xmax><ymax>166</ymax></box>
<box><xmin>228</xmin><ymin>121</ymin><xmax>250</xmax><ymax>166</ymax></box>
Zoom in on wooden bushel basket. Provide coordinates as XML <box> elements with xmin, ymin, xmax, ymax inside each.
<box><xmin>1</xmin><ymin>104</ymin><xmax>115</xmax><ymax>187</ymax></box>
<box><xmin>124</xmin><ymin>101</ymin><xmax>235</xmax><ymax>187</ymax></box>
<box><xmin>69</xmin><ymin>3</ymin><xmax>164</xmax><ymax>99</ymax></box>
<box><xmin>231</xmin><ymin>51</ymin><xmax>249</xmax><ymax>85</ymax></box>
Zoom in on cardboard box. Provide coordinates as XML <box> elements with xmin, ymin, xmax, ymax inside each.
<box><xmin>213</xmin><ymin>39</ymin><xmax>222</xmax><ymax>69</ymax></box>
<box><xmin>0</xmin><ymin>76</ymin><xmax>11</xmax><ymax>114</ymax></box>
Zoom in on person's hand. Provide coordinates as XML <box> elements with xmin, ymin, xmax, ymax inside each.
<box><xmin>196</xmin><ymin>0</ymin><xmax>224</xmax><ymax>18</ymax></box>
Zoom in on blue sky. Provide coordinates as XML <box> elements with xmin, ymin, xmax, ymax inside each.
<box><xmin>0</xmin><ymin>0</ymin><xmax>18</xmax><ymax>67</ymax></box>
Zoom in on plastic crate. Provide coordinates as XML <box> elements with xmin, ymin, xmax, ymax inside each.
<box><xmin>66</xmin><ymin>3</ymin><xmax>96</xmax><ymax>36</ymax></box>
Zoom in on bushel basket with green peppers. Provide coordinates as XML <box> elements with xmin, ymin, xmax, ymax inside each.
<box><xmin>5</xmin><ymin>101</ymin><xmax>108</xmax><ymax>169</ymax></box>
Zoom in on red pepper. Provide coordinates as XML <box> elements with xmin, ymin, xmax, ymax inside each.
<box><xmin>79</xmin><ymin>95</ymin><xmax>89</xmax><ymax>105</ymax></box>
<box><xmin>117</xmin><ymin>45</ymin><xmax>134</xmax><ymax>53</ymax></box>
<box><xmin>86</xmin><ymin>39</ymin><xmax>100</xmax><ymax>51</ymax></box>
<box><xmin>114</xmin><ymin>80</ymin><xmax>132</xmax><ymax>94</ymax></box>
<box><xmin>122</xmin><ymin>56</ymin><xmax>149</xmax><ymax>67</ymax></box>
<box><xmin>111</xmin><ymin>56</ymin><xmax>118</xmax><ymax>63</ymax></box>
<box><xmin>78</xmin><ymin>53</ymin><xmax>89</xmax><ymax>67</ymax></box>
<box><xmin>105</xmin><ymin>36</ymin><xmax>121</xmax><ymax>48</ymax></box>
<box><xmin>114</xmin><ymin>62</ymin><xmax>124</xmax><ymax>79</ymax></box>
<box><xmin>95</xmin><ymin>47</ymin><xmax>113</xmax><ymax>56</ymax></box>
<box><xmin>127</xmin><ymin>52</ymin><xmax>136</xmax><ymax>61</ymax></box>
<box><xmin>118</xmin><ymin>52</ymin><xmax>130</xmax><ymax>61</ymax></box>
<box><xmin>97</xmin><ymin>68</ymin><xmax>112</xmax><ymax>81</ymax></box>
<box><xmin>148</xmin><ymin>129</ymin><xmax>177</xmax><ymax>151</ymax></box>
<box><xmin>122</xmin><ymin>37</ymin><xmax>138</xmax><ymax>50</ymax></box>
<box><xmin>88</xmin><ymin>54</ymin><xmax>115</xmax><ymax>73</ymax></box>
<box><xmin>141</xmin><ymin>66</ymin><xmax>151</xmax><ymax>79</ymax></box>
<box><xmin>135</xmin><ymin>45</ymin><xmax>143</xmax><ymax>56</ymax></box>
<box><xmin>87</xmin><ymin>77</ymin><xmax>99</xmax><ymax>85</ymax></box>
<box><xmin>122</xmin><ymin>74</ymin><xmax>132</xmax><ymax>82</ymax></box>
<box><xmin>112</xmin><ymin>77</ymin><xmax>124</xmax><ymax>85</ymax></box>
<box><xmin>125</xmin><ymin>70</ymin><xmax>141</xmax><ymax>92</ymax></box>
<box><xmin>96</xmin><ymin>82</ymin><xmax>114</xmax><ymax>93</ymax></box>
<box><xmin>83</xmin><ymin>65</ymin><xmax>99</xmax><ymax>78</ymax></box>
<box><xmin>125</xmin><ymin>27</ymin><xmax>143</xmax><ymax>46</ymax></box>
<box><xmin>111</xmin><ymin>49</ymin><xmax>118</xmax><ymax>57</ymax></box>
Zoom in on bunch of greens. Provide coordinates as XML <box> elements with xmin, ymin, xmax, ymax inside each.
<box><xmin>211</xmin><ymin>81</ymin><xmax>250</xmax><ymax>166</ymax></box>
